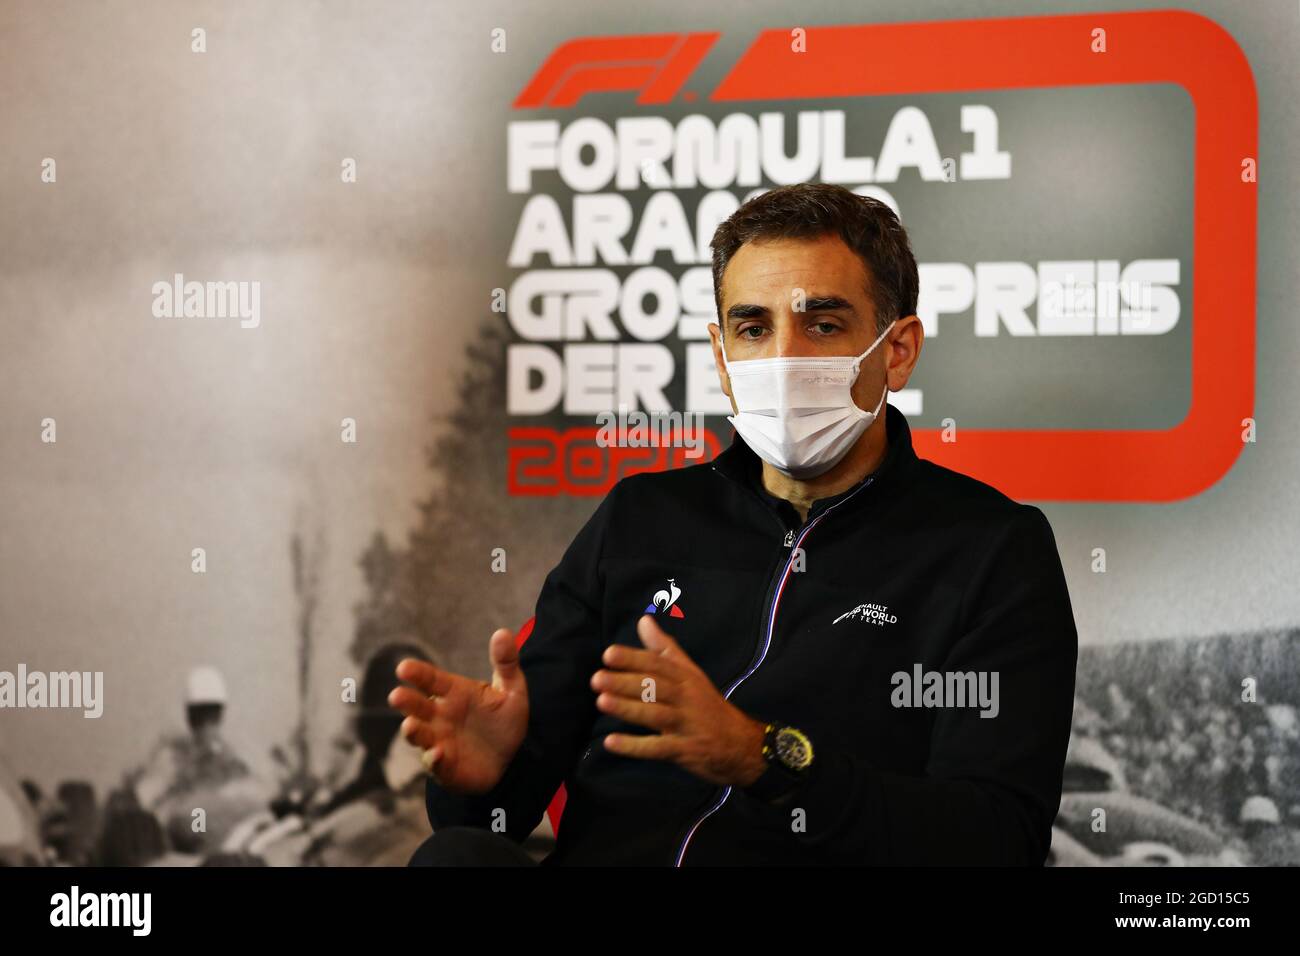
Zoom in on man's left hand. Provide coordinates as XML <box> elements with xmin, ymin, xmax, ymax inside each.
<box><xmin>590</xmin><ymin>614</ymin><xmax>768</xmax><ymax>787</ymax></box>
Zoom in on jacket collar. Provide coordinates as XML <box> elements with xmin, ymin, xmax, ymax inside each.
<box><xmin>711</xmin><ymin>402</ymin><xmax>917</xmax><ymax>520</ymax></box>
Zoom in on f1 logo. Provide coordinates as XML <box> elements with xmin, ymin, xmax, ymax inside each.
<box><xmin>513</xmin><ymin>33</ymin><xmax>718</xmax><ymax>108</ymax></box>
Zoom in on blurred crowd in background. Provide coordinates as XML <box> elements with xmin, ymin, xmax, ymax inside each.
<box><xmin>1051</xmin><ymin>633</ymin><xmax>1300</xmax><ymax>866</ymax></box>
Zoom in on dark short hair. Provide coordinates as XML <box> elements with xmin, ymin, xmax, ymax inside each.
<box><xmin>710</xmin><ymin>183</ymin><xmax>919</xmax><ymax>336</ymax></box>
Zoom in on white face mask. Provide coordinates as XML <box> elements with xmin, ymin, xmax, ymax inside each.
<box><xmin>720</xmin><ymin>319</ymin><xmax>896</xmax><ymax>480</ymax></box>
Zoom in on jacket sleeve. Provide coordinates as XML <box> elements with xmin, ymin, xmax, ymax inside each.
<box><xmin>425</xmin><ymin>480</ymin><xmax>620</xmax><ymax>843</ymax></box>
<box><xmin>768</xmin><ymin>505</ymin><xmax>1078</xmax><ymax>865</ymax></box>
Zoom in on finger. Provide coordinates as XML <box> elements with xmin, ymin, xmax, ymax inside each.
<box><xmin>395</xmin><ymin>659</ymin><xmax>454</xmax><ymax>698</ymax></box>
<box><xmin>636</xmin><ymin>614</ymin><xmax>704</xmax><ymax>675</ymax></box>
<box><xmin>635</xmin><ymin>613</ymin><xmax>676</xmax><ymax>652</ymax></box>
<box><xmin>400</xmin><ymin>713</ymin><xmax>450</xmax><ymax>752</ymax></box>
<box><xmin>590</xmin><ymin>668</ymin><xmax>677</xmax><ymax>704</ymax></box>
<box><xmin>603</xmin><ymin>731</ymin><xmax>679</xmax><ymax>761</ymax></box>
<box><xmin>387</xmin><ymin>685</ymin><xmax>437</xmax><ymax>722</ymax></box>
<box><xmin>602</xmin><ymin>641</ymin><xmax>684</xmax><ymax>680</ymax></box>
<box><xmin>595</xmin><ymin>692</ymin><xmax>678</xmax><ymax>732</ymax></box>
<box><xmin>488</xmin><ymin>627</ymin><xmax>526</xmax><ymax>693</ymax></box>
<box><xmin>420</xmin><ymin>744</ymin><xmax>445</xmax><ymax>775</ymax></box>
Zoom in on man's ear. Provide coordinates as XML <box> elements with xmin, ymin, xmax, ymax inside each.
<box><xmin>708</xmin><ymin>322</ymin><xmax>733</xmax><ymax>400</ymax></box>
<box><xmin>884</xmin><ymin>314</ymin><xmax>924</xmax><ymax>391</ymax></box>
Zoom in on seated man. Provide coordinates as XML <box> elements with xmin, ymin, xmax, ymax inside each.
<box><xmin>391</xmin><ymin>182</ymin><xmax>1079</xmax><ymax>866</ymax></box>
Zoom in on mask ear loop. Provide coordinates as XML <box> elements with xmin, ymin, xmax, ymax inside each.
<box><xmin>851</xmin><ymin>318</ymin><xmax>898</xmax><ymax>374</ymax></box>
<box><xmin>870</xmin><ymin>382</ymin><xmax>890</xmax><ymax>417</ymax></box>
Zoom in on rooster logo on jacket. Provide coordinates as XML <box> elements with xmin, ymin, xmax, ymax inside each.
<box><xmin>644</xmin><ymin>578</ymin><xmax>685</xmax><ymax>618</ymax></box>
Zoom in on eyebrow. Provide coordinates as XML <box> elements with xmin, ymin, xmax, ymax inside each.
<box><xmin>725</xmin><ymin>296</ymin><xmax>859</xmax><ymax>321</ymax></box>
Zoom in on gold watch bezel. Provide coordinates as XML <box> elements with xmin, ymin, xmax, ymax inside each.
<box><xmin>772</xmin><ymin>725</ymin><xmax>814</xmax><ymax>772</ymax></box>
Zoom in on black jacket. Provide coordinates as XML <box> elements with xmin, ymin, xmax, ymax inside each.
<box><xmin>427</xmin><ymin>404</ymin><xmax>1079</xmax><ymax>865</ymax></box>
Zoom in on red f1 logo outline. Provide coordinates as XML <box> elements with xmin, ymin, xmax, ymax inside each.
<box><xmin>513</xmin><ymin>33</ymin><xmax>718</xmax><ymax>108</ymax></box>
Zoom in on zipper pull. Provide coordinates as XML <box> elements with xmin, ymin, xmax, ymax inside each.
<box><xmin>783</xmin><ymin>529</ymin><xmax>795</xmax><ymax>548</ymax></box>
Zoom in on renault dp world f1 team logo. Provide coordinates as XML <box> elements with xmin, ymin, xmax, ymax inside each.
<box><xmin>644</xmin><ymin>578</ymin><xmax>685</xmax><ymax>618</ymax></box>
<box><xmin>503</xmin><ymin>12</ymin><xmax>1257</xmax><ymax>504</ymax></box>
<box><xmin>833</xmin><ymin>602</ymin><xmax>897</xmax><ymax>628</ymax></box>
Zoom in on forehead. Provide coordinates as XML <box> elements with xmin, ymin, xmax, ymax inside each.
<box><xmin>720</xmin><ymin>233</ymin><xmax>871</xmax><ymax>307</ymax></box>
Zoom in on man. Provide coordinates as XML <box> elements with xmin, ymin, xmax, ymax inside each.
<box><xmin>393</xmin><ymin>182</ymin><xmax>1079</xmax><ymax>866</ymax></box>
<box><xmin>128</xmin><ymin>667</ymin><xmax>250</xmax><ymax>809</ymax></box>
<box><xmin>124</xmin><ymin>666</ymin><xmax>268</xmax><ymax>854</ymax></box>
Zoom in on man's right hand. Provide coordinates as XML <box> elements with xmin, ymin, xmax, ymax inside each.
<box><xmin>388</xmin><ymin>628</ymin><xmax>530</xmax><ymax>796</ymax></box>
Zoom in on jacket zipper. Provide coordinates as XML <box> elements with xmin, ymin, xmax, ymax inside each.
<box><xmin>673</xmin><ymin>470</ymin><xmax>875</xmax><ymax>866</ymax></box>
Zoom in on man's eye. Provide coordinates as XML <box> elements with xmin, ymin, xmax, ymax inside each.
<box><xmin>814</xmin><ymin>322</ymin><xmax>838</xmax><ymax>334</ymax></box>
<box><xmin>741</xmin><ymin>326</ymin><xmax>764</xmax><ymax>338</ymax></box>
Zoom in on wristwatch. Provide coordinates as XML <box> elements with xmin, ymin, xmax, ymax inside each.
<box><xmin>742</xmin><ymin>720</ymin><xmax>814</xmax><ymax>805</ymax></box>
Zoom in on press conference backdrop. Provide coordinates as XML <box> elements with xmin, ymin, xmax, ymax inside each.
<box><xmin>1</xmin><ymin>0</ymin><xmax>1297</xmax><ymax>867</ymax></box>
